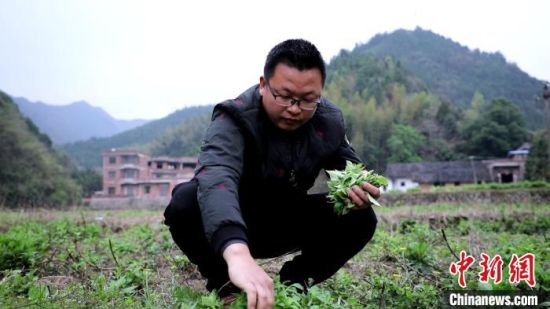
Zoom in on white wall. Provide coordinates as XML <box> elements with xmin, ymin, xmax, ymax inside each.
<box><xmin>384</xmin><ymin>178</ymin><xmax>419</xmax><ymax>192</ymax></box>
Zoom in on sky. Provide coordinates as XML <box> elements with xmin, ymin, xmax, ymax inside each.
<box><xmin>1</xmin><ymin>0</ymin><xmax>549</xmax><ymax>120</ymax></box>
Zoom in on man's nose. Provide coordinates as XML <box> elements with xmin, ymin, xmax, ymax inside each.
<box><xmin>287</xmin><ymin>102</ymin><xmax>302</xmax><ymax>114</ymax></box>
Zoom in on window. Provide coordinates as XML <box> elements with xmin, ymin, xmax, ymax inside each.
<box><xmin>401</xmin><ymin>181</ymin><xmax>406</xmax><ymax>187</ymax></box>
<box><xmin>109</xmin><ymin>156</ymin><xmax>116</xmax><ymax>164</ymax></box>
<box><xmin>144</xmin><ymin>185</ymin><xmax>151</xmax><ymax>194</ymax></box>
<box><xmin>157</xmin><ymin>162</ymin><xmax>163</xmax><ymax>169</ymax></box>
<box><xmin>122</xmin><ymin>170</ymin><xmax>138</xmax><ymax>179</ymax></box>
<box><xmin>121</xmin><ymin>155</ymin><xmax>139</xmax><ymax>164</ymax></box>
<box><xmin>159</xmin><ymin>184</ymin><xmax>169</xmax><ymax>196</ymax></box>
<box><xmin>126</xmin><ymin>185</ymin><xmax>136</xmax><ymax>196</ymax></box>
<box><xmin>108</xmin><ymin>171</ymin><xmax>116</xmax><ymax>179</ymax></box>
<box><xmin>168</xmin><ymin>163</ymin><xmax>178</xmax><ymax>170</ymax></box>
<box><xmin>108</xmin><ymin>187</ymin><xmax>115</xmax><ymax>195</ymax></box>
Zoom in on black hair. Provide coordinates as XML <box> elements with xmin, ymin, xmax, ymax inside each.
<box><xmin>263</xmin><ymin>39</ymin><xmax>326</xmax><ymax>86</ymax></box>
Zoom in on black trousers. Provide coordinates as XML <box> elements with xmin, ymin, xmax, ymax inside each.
<box><xmin>163</xmin><ymin>179</ymin><xmax>377</xmax><ymax>295</ymax></box>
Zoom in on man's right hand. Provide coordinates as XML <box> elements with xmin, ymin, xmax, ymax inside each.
<box><xmin>222</xmin><ymin>243</ymin><xmax>274</xmax><ymax>309</ymax></box>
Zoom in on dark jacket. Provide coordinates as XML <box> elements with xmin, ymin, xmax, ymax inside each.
<box><xmin>195</xmin><ymin>85</ymin><xmax>362</xmax><ymax>253</ymax></box>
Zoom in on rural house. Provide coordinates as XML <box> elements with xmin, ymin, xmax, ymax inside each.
<box><xmin>98</xmin><ymin>149</ymin><xmax>197</xmax><ymax>198</ymax></box>
<box><xmin>385</xmin><ymin>144</ymin><xmax>530</xmax><ymax>192</ymax></box>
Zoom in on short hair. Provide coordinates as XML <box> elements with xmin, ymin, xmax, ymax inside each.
<box><xmin>264</xmin><ymin>39</ymin><xmax>326</xmax><ymax>87</ymax></box>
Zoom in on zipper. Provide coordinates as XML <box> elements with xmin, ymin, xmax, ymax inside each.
<box><xmin>289</xmin><ymin>134</ymin><xmax>298</xmax><ymax>188</ymax></box>
<box><xmin>289</xmin><ymin>169</ymin><xmax>297</xmax><ymax>187</ymax></box>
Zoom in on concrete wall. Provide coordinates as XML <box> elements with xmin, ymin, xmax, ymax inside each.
<box><xmin>89</xmin><ymin>197</ymin><xmax>170</xmax><ymax>210</ymax></box>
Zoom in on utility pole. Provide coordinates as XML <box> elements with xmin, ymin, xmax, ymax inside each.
<box><xmin>544</xmin><ymin>82</ymin><xmax>550</xmax><ymax>164</ymax></box>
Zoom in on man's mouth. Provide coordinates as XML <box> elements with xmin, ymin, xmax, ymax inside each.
<box><xmin>282</xmin><ymin>118</ymin><xmax>299</xmax><ymax>123</ymax></box>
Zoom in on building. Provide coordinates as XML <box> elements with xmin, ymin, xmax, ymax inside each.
<box><xmin>385</xmin><ymin>144</ymin><xmax>530</xmax><ymax>192</ymax></box>
<box><xmin>484</xmin><ymin>143</ymin><xmax>531</xmax><ymax>183</ymax></box>
<box><xmin>99</xmin><ymin>149</ymin><xmax>197</xmax><ymax>198</ymax></box>
<box><xmin>385</xmin><ymin>160</ymin><xmax>492</xmax><ymax>192</ymax></box>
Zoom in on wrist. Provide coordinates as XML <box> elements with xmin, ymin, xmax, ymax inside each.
<box><xmin>222</xmin><ymin>242</ymin><xmax>253</xmax><ymax>264</ymax></box>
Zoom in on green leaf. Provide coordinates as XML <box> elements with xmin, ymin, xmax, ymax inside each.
<box><xmin>367</xmin><ymin>193</ymin><xmax>381</xmax><ymax>207</ymax></box>
<box><xmin>327</xmin><ymin>160</ymin><xmax>388</xmax><ymax>215</ymax></box>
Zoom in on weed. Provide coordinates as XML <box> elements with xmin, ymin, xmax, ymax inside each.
<box><xmin>0</xmin><ymin>205</ymin><xmax>547</xmax><ymax>307</ymax></box>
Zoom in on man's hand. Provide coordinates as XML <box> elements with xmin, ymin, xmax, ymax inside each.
<box><xmin>222</xmin><ymin>243</ymin><xmax>274</xmax><ymax>309</ymax></box>
<box><xmin>346</xmin><ymin>181</ymin><xmax>381</xmax><ymax>209</ymax></box>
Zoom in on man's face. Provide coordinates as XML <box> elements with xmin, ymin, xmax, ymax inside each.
<box><xmin>259</xmin><ymin>63</ymin><xmax>322</xmax><ymax>131</ymax></box>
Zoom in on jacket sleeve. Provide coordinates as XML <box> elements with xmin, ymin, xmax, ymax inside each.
<box><xmin>195</xmin><ymin>108</ymin><xmax>248</xmax><ymax>254</ymax></box>
<box><xmin>323</xmin><ymin>111</ymin><xmax>364</xmax><ymax>171</ymax></box>
<box><xmin>323</xmin><ymin>135</ymin><xmax>363</xmax><ymax>171</ymax></box>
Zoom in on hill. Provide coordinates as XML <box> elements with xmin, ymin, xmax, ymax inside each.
<box><xmin>324</xmin><ymin>29</ymin><xmax>533</xmax><ymax>171</ymax></box>
<box><xmin>60</xmin><ymin>105</ymin><xmax>213</xmax><ymax>169</ymax></box>
<box><xmin>352</xmin><ymin>27</ymin><xmax>545</xmax><ymax>128</ymax></box>
<box><xmin>13</xmin><ymin>97</ymin><xmax>150</xmax><ymax>144</ymax></box>
<box><xmin>0</xmin><ymin>91</ymin><xmax>82</xmax><ymax>207</ymax></box>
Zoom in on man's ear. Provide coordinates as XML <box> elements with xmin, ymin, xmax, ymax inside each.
<box><xmin>259</xmin><ymin>76</ymin><xmax>266</xmax><ymax>96</ymax></box>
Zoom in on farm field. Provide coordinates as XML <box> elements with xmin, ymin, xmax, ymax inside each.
<box><xmin>1</xmin><ymin>202</ymin><xmax>548</xmax><ymax>308</ymax></box>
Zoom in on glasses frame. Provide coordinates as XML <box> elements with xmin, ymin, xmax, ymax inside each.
<box><xmin>265</xmin><ymin>81</ymin><xmax>321</xmax><ymax>111</ymax></box>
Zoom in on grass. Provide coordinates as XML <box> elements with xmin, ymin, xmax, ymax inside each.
<box><xmin>0</xmin><ymin>203</ymin><xmax>548</xmax><ymax>308</ymax></box>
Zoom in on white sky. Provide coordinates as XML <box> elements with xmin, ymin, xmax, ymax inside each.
<box><xmin>1</xmin><ymin>0</ymin><xmax>549</xmax><ymax>120</ymax></box>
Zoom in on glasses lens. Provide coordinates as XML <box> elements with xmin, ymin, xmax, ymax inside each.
<box><xmin>300</xmin><ymin>101</ymin><xmax>318</xmax><ymax>110</ymax></box>
<box><xmin>268</xmin><ymin>82</ymin><xmax>319</xmax><ymax>110</ymax></box>
<box><xmin>273</xmin><ymin>96</ymin><xmax>292</xmax><ymax>107</ymax></box>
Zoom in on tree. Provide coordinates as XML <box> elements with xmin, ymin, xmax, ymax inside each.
<box><xmin>0</xmin><ymin>91</ymin><xmax>82</xmax><ymax>207</ymax></box>
<box><xmin>72</xmin><ymin>169</ymin><xmax>102</xmax><ymax>198</ymax></box>
<box><xmin>149</xmin><ymin>115</ymin><xmax>210</xmax><ymax>157</ymax></box>
<box><xmin>525</xmin><ymin>133</ymin><xmax>550</xmax><ymax>181</ymax></box>
<box><xmin>435</xmin><ymin>100</ymin><xmax>461</xmax><ymax>138</ymax></box>
<box><xmin>387</xmin><ymin>124</ymin><xmax>426</xmax><ymax>163</ymax></box>
<box><xmin>460</xmin><ymin>99</ymin><xmax>529</xmax><ymax>158</ymax></box>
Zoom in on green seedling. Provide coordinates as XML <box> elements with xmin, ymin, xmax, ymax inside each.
<box><xmin>327</xmin><ymin>160</ymin><xmax>388</xmax><ymax>215</ymax></box>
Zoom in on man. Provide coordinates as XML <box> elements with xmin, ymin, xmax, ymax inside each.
<box><xmin>164</xmin><ymin>39</ymin><xmax>379</xmax><ymax>309</ymax></box>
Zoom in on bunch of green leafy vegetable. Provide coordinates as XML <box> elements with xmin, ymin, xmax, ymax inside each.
<box><xmin>327</xmin><ymin>161</ymin><xmax>388</xmax><ymax>215</ymax></box>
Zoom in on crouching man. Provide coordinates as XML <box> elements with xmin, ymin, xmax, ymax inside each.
<box><xmin>164</xmin><ymin>39</ymin><xmax>379</xmax><ymax>309</ymax></box>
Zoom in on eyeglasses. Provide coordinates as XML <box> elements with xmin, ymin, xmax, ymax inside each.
<box><xmin>266</xmin><ymin>81</ymin><xmax>321</xmax><ymax>111</ymax></box>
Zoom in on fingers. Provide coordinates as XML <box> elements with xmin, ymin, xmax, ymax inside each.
<box><xmin>245</xmin><ymin>279</ymin><xmax>274</xmax><ymax>309</ymax></box>
<box><xmin>246</xmin><ymin>287</ymin><xmax>257</xmax><ymax>309</ymax></box>
<box><xmin>362</xmin><ymin>182</ymin><xmax>381</xmax><ymax>199</ymax></box>
<box><xmin>347</xmin><ymin>185</ymin><xmax>368</xmax><ymax>208</ymax></box>
<box><xmin>258</xmin><ymin>280</ymin><xmax>274</xmax><ymax>309</ymax></box>
<box><xmin>224</xmin><ymin>244</ymin><xmax>274</xmax><ymax>308</ymax></box>
<box><xmin>347</xmin><ymin>182</ymin><xmax>381</xmax><ymax>209</ymax></box>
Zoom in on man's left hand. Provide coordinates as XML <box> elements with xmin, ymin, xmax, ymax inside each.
<box><xmin>346</xmin><ymin>181</ymin><xmax>381</xmax><ymax>209</ymax></box>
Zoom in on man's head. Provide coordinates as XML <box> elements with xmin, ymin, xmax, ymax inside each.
<box><xmin>263</xmin><ymin>39</ymin><xmax>326</xmax><ymax>87</ymax></box>
<box><xmin>260</xmin><ymin>39</ymin><xmax>325</xmax><ymax>131</ymax></box>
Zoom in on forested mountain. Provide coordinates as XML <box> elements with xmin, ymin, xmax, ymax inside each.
<box><xmin>13</xmin><ymin>97</ymin><xmax>149</xmax><ymax>144</ymax></box>
<box><xmin>325</xmin><ymin>53</ymin><xmax>464</xmax><ymax>171</ymax></box>
<box><xmin>0</xmin><ymin>91</ymin><xmax>82</xmax><ymax>207</ymax></box>
<box><xmin>324</xmin><ymin>29</ymin><xmax>534</xmax><ymax>172</ymax></box>
<box><xmin>60</xmin><ymin>105</ymin><xmax>213</xmax><ymax>168</ymax></box>
<box><xmin>353</xmin><ymin>27</ymin><xmax>545</xmax><ymax>128</ymax></box>
<box><xmin>148</xmin><ymin>114</ymin><xmax>211</xmax><ymax>157</ymax></box>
